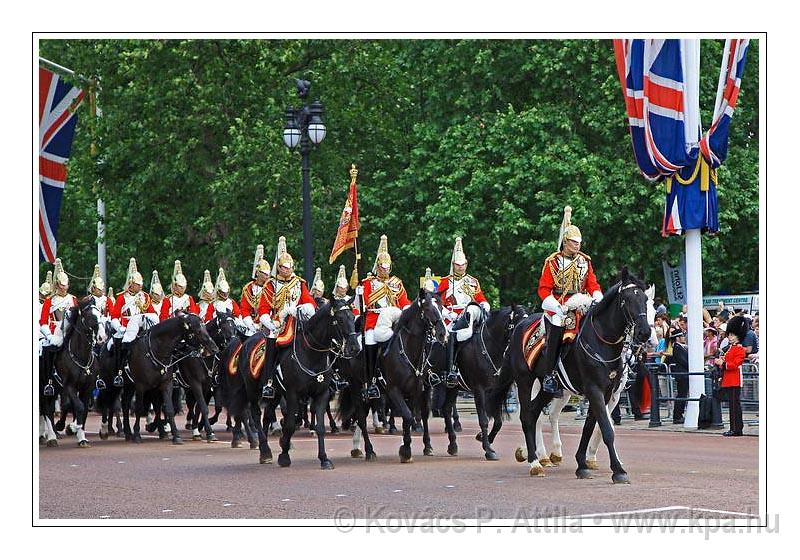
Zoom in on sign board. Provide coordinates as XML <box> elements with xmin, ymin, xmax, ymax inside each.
<box><xmin>703</xmin><ymin>294</ymin><xmax>759</xmax><ymax>314</ymax></box>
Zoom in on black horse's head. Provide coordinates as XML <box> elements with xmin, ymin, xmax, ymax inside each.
<box><xmin>418</xmin><ymin>289</ymin><xmax>447</xmax><ymax>345</ymax></box>
<box><xmin>66</xmin><ymin>296</ymin><xmax>100</xmax><ymax>344</ymax></box>
<box><xmin>177</xmin><ymin>312</ymin><xmax>220</xmax><ymax>356</ymax></box>
<box><xmin>328</xmin><ymin>298</ymin><xmax>361</xmax><ymax>358</ymax></box>
<box><xmin>615</xmin><ymin>268</ymin><xmax>652</xmax><ymax>345</ymax></box>
<box><xmin>206</xmin><ymin>311</ymin><xmax>237</xmax><ymax>349</ymax></box>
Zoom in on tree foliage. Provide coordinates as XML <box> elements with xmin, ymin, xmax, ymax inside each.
<box><xmin>39</xmin><ymin>39</ymin><xmax>759</xmax><ymax>307</ymax></box>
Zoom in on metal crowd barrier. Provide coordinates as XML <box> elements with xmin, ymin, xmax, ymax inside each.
<box><xmin>646</xmin><ymin>359</ymin><xmax>759</xmax><ymax>428</ymax></box>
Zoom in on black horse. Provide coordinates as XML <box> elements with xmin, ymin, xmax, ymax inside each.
<box><xmin>226</xmin><ymin>299</ymin><xmax>359</xmax><ymax>468</ymax></box>
<box><xmin>379</xmin><ymin>289</ymin><xmax>447</xmax><ymax>463</ymax></box>
<box><xmin>41</xmin><ymin>297</ymin><xmax>101</xmax><ymax>448</ymax></box>
<box><xmin>175</xmin><ymin>311</ymin><xmax>237</xmax><ymax>442</ymax></box>
<box><xmin>433</xmin><ymin>304</ymin><xmax>528</xmax><ymax>460</ymax></box>
<box><xmin>121</xmin><ymin>313</ymin><xmax>219</xmax><ymax>444</ymax></box>
<box><xmin>488</xmin><ymin>268</ymin><xmax>651</xmax><ymax>483</ymax></box>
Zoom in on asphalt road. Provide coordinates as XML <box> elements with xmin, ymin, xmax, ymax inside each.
<box><xmin>37</xmin><ymin>411</ymin><xmax>758</xmax><ymax>521</ymax></box>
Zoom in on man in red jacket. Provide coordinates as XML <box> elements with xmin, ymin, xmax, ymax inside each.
<box><xmin>537</xmin><ymin>207</ymin><xmax>603</xmax><ymax>396</ymax></box>
<box><xmin>358</xmin><ymin>234</ymin><xmax>411</xmax><ymax>399</ymax></box>
<box><xmin>437</xmin><ymin>237</ymin><xmax>490</xmax><ymax>386</ymax></box>
<box><xmin>714</xmin><ymin>315</ymin><xmax>748</xmax><ymax>436</ymax></box>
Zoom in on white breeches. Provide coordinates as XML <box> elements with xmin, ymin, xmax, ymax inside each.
<box><xmin>121</xmin><ymin>313</ymin><xmax>158</xmax><ymax>343</ymax></box>
<box><xmin>450</xmin><ymin>305</ymin><xmax>482</xmax><ymax>342</ymax></box>
<box><xmin>372</xmin><ymin>307</ymin><xmax>402</xmax><ymax>344</ymax></box>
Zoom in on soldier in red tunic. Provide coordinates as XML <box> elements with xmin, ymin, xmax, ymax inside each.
<box><xmin>148</xmin><ymin>270</ymin><xmax>166</xmax><ymax>320</ymax></box>
<box><xmin>538</xmin><ymin>207</ymin><xmax>603</xmax><ymax>396</ymax></box>
<box><xmin>240</xmin><ymin>244</ymin><xmax>270</xmax><ymax>335</ymax></box>
<box><xmin>160</xmin><ymin>260</ymin><xmax>200</xmax><ymax>320</ymax></box>
<box><xmin>110</xmin><ymin>258</ymin><xmax>152</xmax><ymax>386</ymax></box>
<box><xmin>39</xmin><ymin>259</ymin><xmax>77</xmax><ymax>395</ymax></box>
<box><xmin>437</xmin><ymin>237</ymin><xmax>491</xmax><ymax>386</ymax></box>
<box><xmin>257</xmin><ymin>236</ymin><xmax>317</xmax><ymax>399</ymax></box>
<box><xmin>212</xmin><ymin>267</ymin><xmax>242</xmax><ymax>321</ymax></box>
<box><xmin>357</xmin><ymin>234</ymin><xmax>411</xmax><ymax>399</ymax></box>
<box><xmin>714</xmin><ymin>315</ymin><xmax>748</xmax><ymax>436</ymax></box>
<box><xmin>197</xmin><ymin>269</ymin><xmax>216</xmax><ymax>323</ymax></box>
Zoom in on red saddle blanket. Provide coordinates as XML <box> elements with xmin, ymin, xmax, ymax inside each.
<box><xmin>521</xmin><ymin>313</ymin><xmax>581</xmax><ymax>371</ymax></box>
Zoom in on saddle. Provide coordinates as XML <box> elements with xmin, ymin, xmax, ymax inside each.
<box><xmin>521</xmin><ymin>313</ymin><xmax>582</xmax><ymax>371</ymax></box>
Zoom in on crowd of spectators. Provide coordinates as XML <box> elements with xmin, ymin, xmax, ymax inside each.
<box><xmin>650</xmin><ymin>300</ymin><xmax>759</xmax><ymax>432</ymax></box>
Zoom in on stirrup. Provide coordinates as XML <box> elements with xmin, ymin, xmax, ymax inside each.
<box><xmin>330</xmin><ymin>378</ymin><xmax>349</xmax><ymax>392</ymax></box>
<box><xmin>95</xmin><ymin>378</ymin><xmax>107</xmax><ymax>391</ymax></box>
<box><xmin>113</xmin><ymin>375</ymin><xmax>124</xmax><ymax>388</ymax></box>
<box><xmin>261</xmin><ymin>384</ymin><xmax>276</xmax><ymax>399</ymax></box>
<box><xmin>362</xmin><ymin>384</ymin><xmax>380</xmax><ymax>400</ymax></box>
<box><xmin>542</xmin><ymin>373</ymin><xmax>563</xmax><ymax>397</ymax></box>
<box><xmin>445</xmin><ymin>369</ymin><xmax>460</xmax><ymax>388</ymax></box>
<box><xmin>428</xmin><ymin>371</ymin><xmax>442</xmax><ymax>387</ymax></box>
<box><xmin>43</xmin><ymin>383</ymin><xmax>55</xmax><ymax>397</ymax></box>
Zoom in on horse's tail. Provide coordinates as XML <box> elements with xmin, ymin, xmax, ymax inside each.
<box><xmin>485</xmin><ymin>361</ymin><xmax>515</xmax><ymax>421</ymax></box>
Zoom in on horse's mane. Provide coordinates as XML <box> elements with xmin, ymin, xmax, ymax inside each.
<box><xmin>395</xmin><ymin>295</ymin><xmax>424</xmax><ymax>331</ymax></box>
<box><xmin>305</xmin><ymin>301</ymin><xmax>332</xmax><ymax>333</ymax></box>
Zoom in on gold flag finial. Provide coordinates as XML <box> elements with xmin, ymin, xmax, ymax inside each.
<box><xmin>350</xmin><ymin>163</ymin><xmax>358</xmax><ymax>183</ymax></box>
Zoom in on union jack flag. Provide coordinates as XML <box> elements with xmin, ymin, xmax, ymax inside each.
<box><xmin>613</xmin><ymin>39</ymin><xmax>749</xmax><ymax>236</ymax></box>
<box><xmin>39</xmin><ymin>66</ymin><xmax>84</xmax><ymax>262</ymax></box>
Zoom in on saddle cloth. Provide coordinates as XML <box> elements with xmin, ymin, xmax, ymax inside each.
<box><xmin>228</xmin><ymin>337</ymin><xmax>271</xmax><ymax>380</ymax></box>
<box><xmin>521</xmin><ymin>312</ymin><xmax>581</xmax><ymax>371</ymax></box>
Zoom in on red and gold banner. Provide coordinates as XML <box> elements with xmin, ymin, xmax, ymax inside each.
<box><xmin>329</xmin><ymin>165</ymin><xmax>361</xmax><ymax>264</ymax></box>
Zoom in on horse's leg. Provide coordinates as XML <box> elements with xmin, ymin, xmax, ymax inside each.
<box><xmin>161</xmin><ymin>384</ymin><xmax>183</xmax><ymax>445</ymax></box>
<box><xmin>442</xmin><ymin>386</ymin><xmax>459</xmax><ymax>456</ymax></box>
<box><xmin>132</xmin><ymin>389</ymin><xmax>145</xmax><ymax>443</ymax></box>
<box><xmin>251</xmin><ymin>400</ymin><xmax>272</xmax><ymax>463</ymax></box>
<box><xmin>190</xmin><ymin>381</ymin><xmax>216</xmax><ymax>443</ymax></box>
<box><xmin>579</xmin><ymin>385</ymin><xmax>628</xmax><ymax>483</ymax></box>
<box><xmin>587</xmin><ymin>385</ymin><xmax>624</xmax><ymax>470</ymax></box>
<box><xmin>526</xmin><ymin>391</ymin><xmax>550</xmax><ymax>477</ymax></box>
<box><xmin>98</xmin><ymin>394</ymin><xmax>110</xmax><ymax>440</ymax></box>
<box><xmin>185</xmin><ymin>389</ymin><xmax>195</xmax><ymax>430</ymax></box>
<box><xmin>313</xmin><ymin>392</ymin><xmax>334</xmax><ymax>470</ymax></box>
<box><xmin>387</xmin><ymin>386</ymin><xmax>414</xmax><ymax>463</ymax></box>
<box><xmin>121</xmin><ymin>386</ymin><xmax>132</xmax><ymax>441</ymax></box>
<box><xmin>278</xmin><ymin>393</ymin><xmax>298</xmax><ymax>467</ymax></box>
<box><xmin>63</xmin><ymin>386</ymin><xmax>89</xmax><ymax>447</ymax></box>
<box><xmin>356</xmin><ymin>400</ymin><xmax>377</xmax><ymax>461</ymax></box>
<box><xmin>420</xmin><ymin>386</ymin><xmax>433</xmax><ymax>456</ymax></box>
<box><xmin>546</xmin><ymin>390</ymin><xmax>570</xmax><ymax>467</ymax></box>
<box><xmin>327</xmin><ymin>402</ymin><xmax>338</xmax><ymax>433</ymax></box>
<box><xmin>473</xmin><ymin>386</ymin><xmax>497</xmax><ymax>460</ymax></box>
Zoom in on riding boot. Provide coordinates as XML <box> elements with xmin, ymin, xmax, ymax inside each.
<box><xmin>114</xmin><ymin>341</ymin><xmax>130</xmax><ymax>387</ymax></box>
<box><xmin>261</xmin><ymin>339</ymin><xmax>278</xmax><ymax>399</ymax></box>
<box><xmin>541</xmin><ymin>323</ymin><xmax>565</xmax><ymax>397</ymax></box>
<box><xmin>362</xmin><ymin>344</ymin><xmax>380</xmax><ymax>400</ymax></box>
<box><xmin>445</xmin><ymin>332</ymin><xmax>459</xmax><ymax>388</ymax></box>
<box><xmin>42</xmin><ymin>349</ymin><xmax>56</xmax><ymax>396</ymax></box>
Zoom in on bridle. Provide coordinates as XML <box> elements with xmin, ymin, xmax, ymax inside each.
<box><xmin>145</xmin><ymin>317</ymin><xmax>206</xmax><ymax>376</ymax></box>
<box><xmin>582</xmin><ymin>283</ymin><xmax>647</xmax><ymax>365</ymax></box>
<box><xmin>66</xmin><ymin>304</ymin><xmax>99</xmax><ymax>376</ymax></box>
<box><xmin>397</xmin><ymin>296</ymin><xmax>445</xmax><ymax>378</ymax></box>
<box><xmin>476</xmin><ymin>306</ymin><xmax>524</xmax><ymax>376</ymax></box>
<box><xmin>291</xmin><ymin>303</ymin><xmax>360</xmax><ymax>380</ymax></box>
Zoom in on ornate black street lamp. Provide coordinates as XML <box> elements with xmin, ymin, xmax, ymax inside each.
<box><xmin>282</xmin><ymin>78</ymin><xmax>326</xmax><ymax>284</ymax></box>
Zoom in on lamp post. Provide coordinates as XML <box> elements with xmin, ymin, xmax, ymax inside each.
<box><xmin>282</xmin><ymin>78</ymin><xmax>326</xmax><ymax>284</ymax></box>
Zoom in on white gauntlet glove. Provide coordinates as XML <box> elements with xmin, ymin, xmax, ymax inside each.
<box><xmin>592</xmin><ymin>290</ymin><xmax>603</xmax><ymax>303</ymax></box>
<box><xmin>566</xmin><ymin>293</ymin><xmax>593</xmax><ymax>313</ymax></box>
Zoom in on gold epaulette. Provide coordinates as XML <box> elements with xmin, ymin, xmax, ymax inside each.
<box><xmin>577</xmin><ymin>251</ymin><xmax>592</xmax><ymax>260</ymax></box>
<box><xmin>545</xmin><ymin>251</ymin><xmax>560</xmax><ymax>261</ymax></box>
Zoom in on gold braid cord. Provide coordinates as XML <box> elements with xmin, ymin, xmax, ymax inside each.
<box><xmin>550</xmin><ymin>256</ymin><xmax>584</xmax><ymax>295</ymax></box>
<box><xmin>366</xmin><ymin>278</ymin><xmax>400</xmax><ymax>308</ymax></box>
<box><xmin>272</xmin><ymin>277</ymin><xmax>300</xmax><ymax>314</ymax></box>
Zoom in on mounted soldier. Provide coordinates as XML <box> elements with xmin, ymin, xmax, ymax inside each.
<box><xmin>197</xmin><ymin>269</ymin><xmax>216</xmax><ymax>323</ymax></box>
<box><xmin>257</xmin><ymin>236</ymin><xmax>317</xmax><ymax>399</ymax></box>
<box><xmin>38</xmin><ymin>271</ymin><xmax>53</xmax><ymax>331</ymax></box>
<box><xmin>358</xmin><ymin>234</ymin><xmax>411</xmax><ymax>399</ymax></box>
<box><xmin>538</xmin><ymin>206</ymin><xmax>603</xmax><ymax>397</ymax></box>
<box><xmin>436</xmin><ymin>237</ymin><xmax>490</xmax><ymax>386</ymax></box>
<box><xmin>39</xmin><ymin>258</ymin><xmax>78</xmax><ymax>349</ymax></box>
<box><xmin>149</xmin><ymin>271</ymin><xmax>166</xmax><ymax>319</ymax></box>
<box><xmin>240</xmin><ymin>244</ymin><xmax>270</xmax><ymax>336</ymax></box>
<box><xmin>110</xmin><ymin>258</ymin><xmax>154</xmax><ymax>387</ymax></box>
<box><xmin>160</xmin><ymin>260</ymin><xmax>200</xmax><ymax>320</ymax></box>
<box><xmin>310</xmin><ymin>267</ymin><xmax>326</xmax><ymax>302</ymax></box>
<box><xmin>213</xmin><ymin>267</ymin><xmax>242</xmax><ymax>321</ymax></box>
